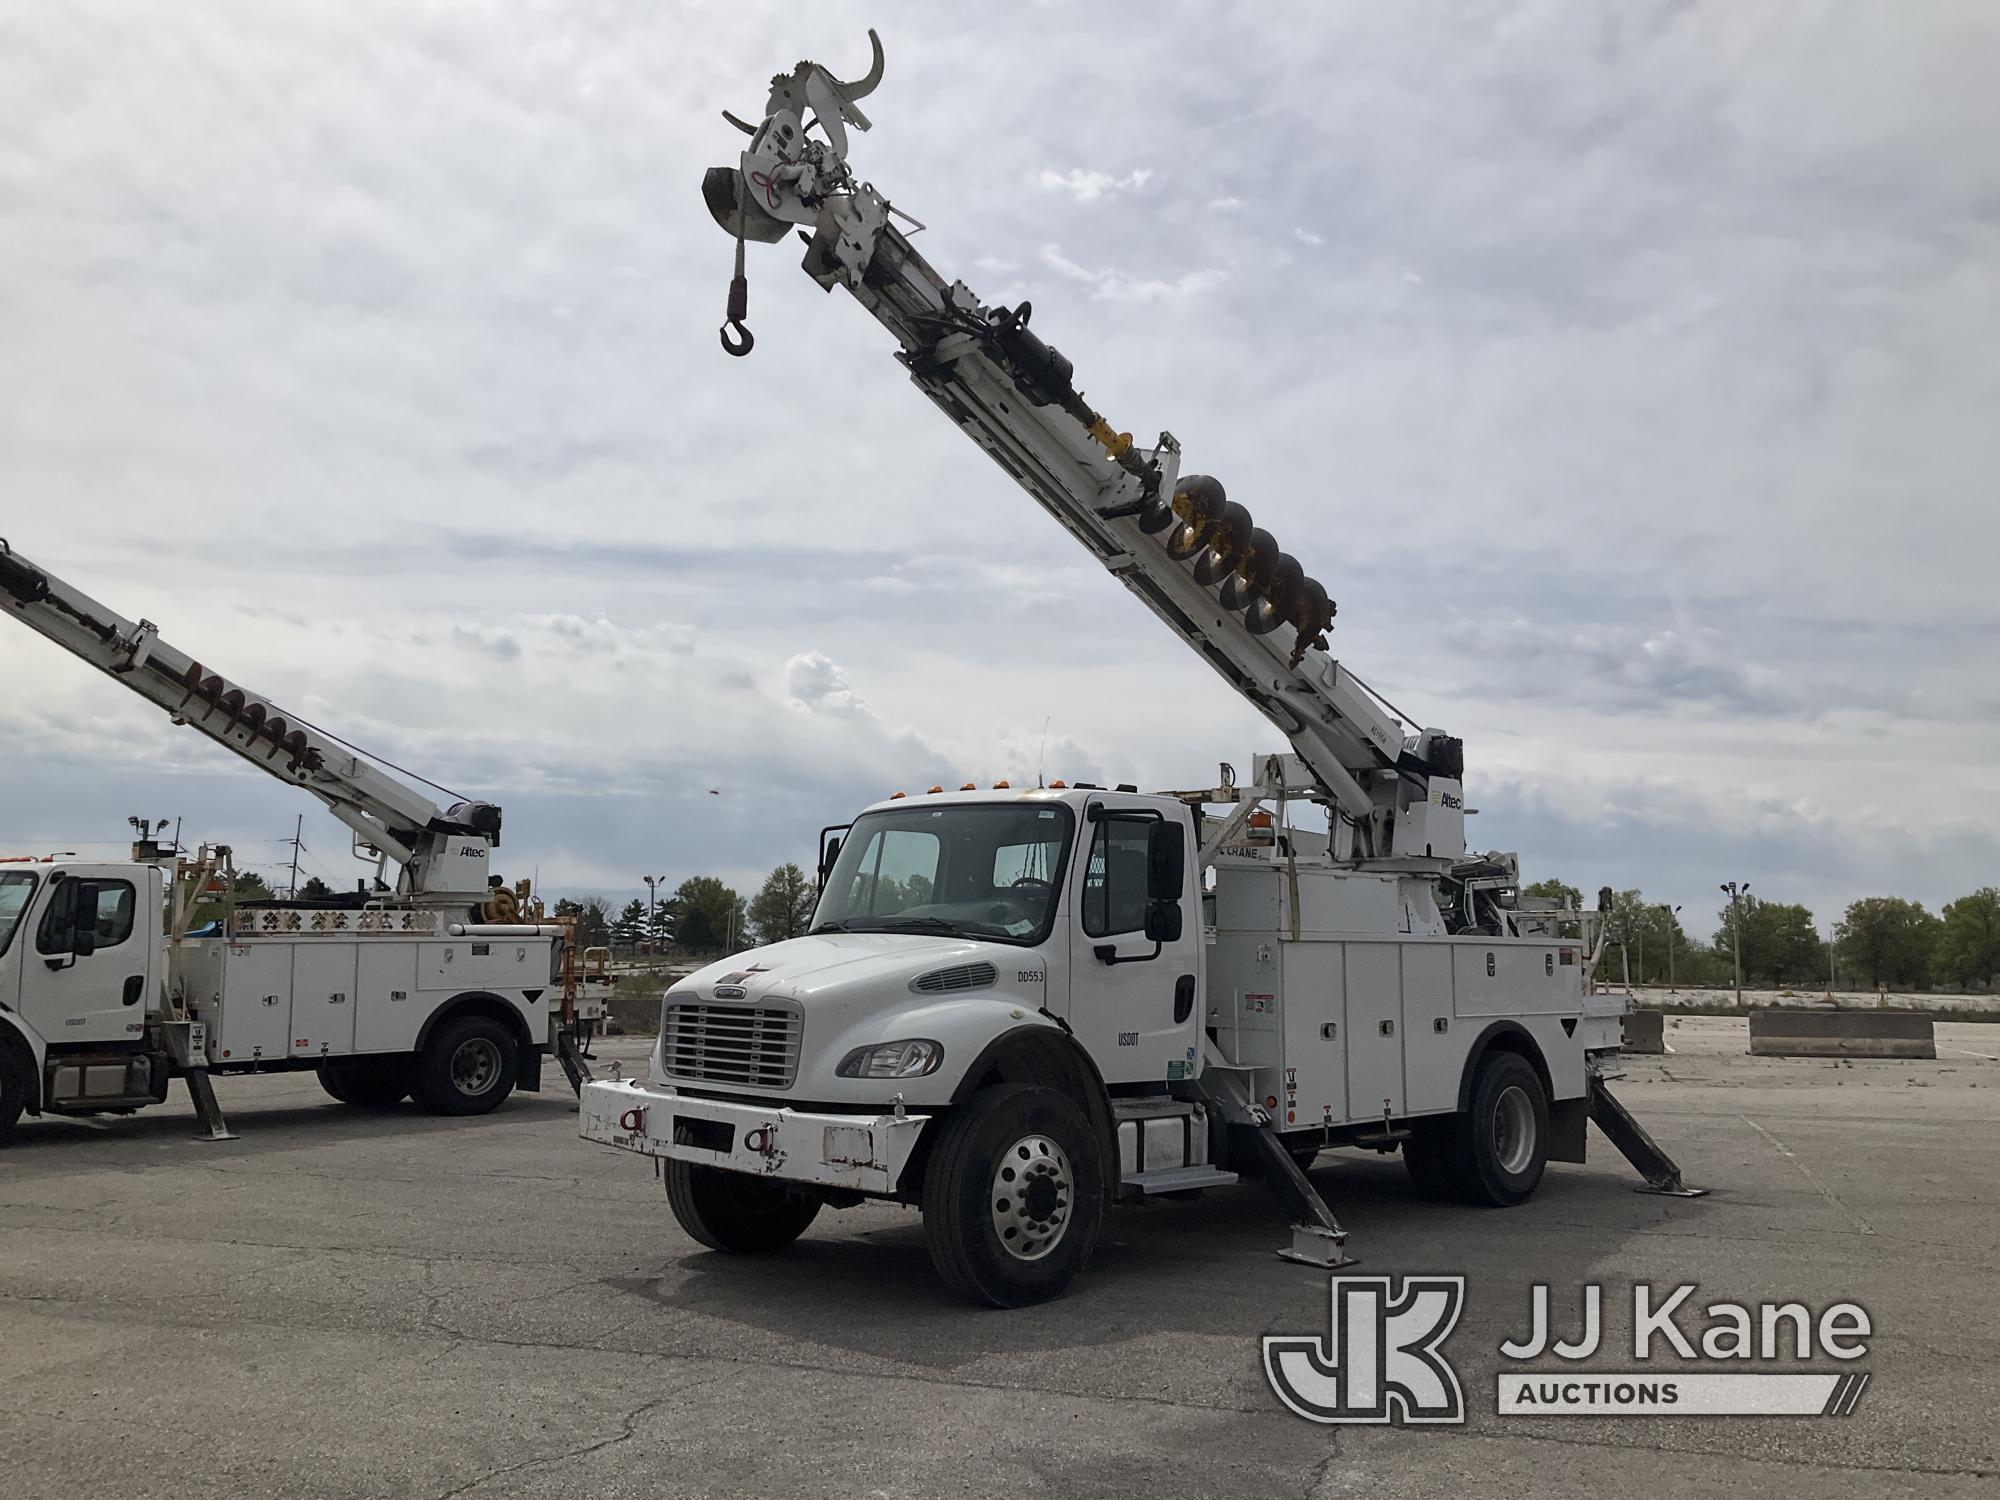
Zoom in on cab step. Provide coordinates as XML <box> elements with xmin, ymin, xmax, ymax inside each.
<box><xmin>1122</xmin><ymin>1163</ymin><xmax>1239</xmax><ymax>1195</ymax></box>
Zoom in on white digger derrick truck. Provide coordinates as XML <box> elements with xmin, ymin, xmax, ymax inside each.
<box><xmin>0</xmin><ymin>542</ymin><xmax>600</xmax><ymax>1142</ymax></box>
<box><xmin>579</xmin><ymin>32</ymin><xmax>1702</xmax><ymax>1306</ymax></box>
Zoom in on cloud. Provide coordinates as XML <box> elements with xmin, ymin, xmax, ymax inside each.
<box><xmin>1039</xmin><ymin>244</ymin><xmax>1226</xmax><ymax>303</ymax></box>
<box><xmin>1036</xmin><ymin>167</ymin><xmax>1154</xmax><ymax>202</ymax></box>
<box><xmin>1293</xmin><ymin>226</ymin><xmax>1325</xmax><ymax>247</ymax></box>
<box><xmin>785</xmin><ymin>650</ymin><xmax>872</xmax><ymax>718</ymax></box>
<box><xmin>2</xmin><ymin>4</ymin><xmax>1993</xmax><ymax>922</ymax></box>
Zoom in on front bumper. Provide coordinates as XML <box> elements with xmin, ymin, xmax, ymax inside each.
<box><xmin>578</xmin><ymin>1079</ymin><xmax>931</xmax><ymax>1196</ymax></box>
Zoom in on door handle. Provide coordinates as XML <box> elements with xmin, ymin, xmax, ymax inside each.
<box><xmin>122</xmin><ymin>974</ymin><xmax>144</xmax><ymax>1006</ymax></box>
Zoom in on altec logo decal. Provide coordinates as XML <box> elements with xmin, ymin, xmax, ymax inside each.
<box><xmin>1265</xmin><ymin>1278</ymin><xmax>1874</xmax><ymax>1424</ymax></box>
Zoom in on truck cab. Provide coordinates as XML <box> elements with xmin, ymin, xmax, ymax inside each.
<box><xmin>581</xmin><ymin>786</ymin><xmax>1216</xmax><ymax>1303</ymax></box>
<box><xmin>0</xmin><ymin>861</ymin><xmax>168</xmax><ymax>1128</ymax></box>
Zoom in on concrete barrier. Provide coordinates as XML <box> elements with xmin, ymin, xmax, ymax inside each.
<box><xmin>1747</xmin><ymin>1008</ymin><xmax>1936</xmax><ymax>1059</ymax></box>
<box><xmin>1622</xmin><ymin>1009</ymin><xmax>1665</xmax><ymax>1054</ymax></box>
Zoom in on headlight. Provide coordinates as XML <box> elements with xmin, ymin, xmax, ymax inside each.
<box><xmin>836</xmin><ymin>1039</ymin><xmax>944</xmax><ymax>1079</ymax></box>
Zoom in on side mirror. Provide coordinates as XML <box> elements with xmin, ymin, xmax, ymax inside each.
<box><xmin>1146</xmin><ymin>821</ymin><xmax>1185</xmax><ymax>903</ymax></box>
<box><xmin>1144</xmin><ymin>901</ymin><xmax>1183</xmax><ymax>944</ymax></box>
<box><xmin>821</xmin><ymin>837</ymin><xmax>841</xmax><ymax>876</ymax></box>
<box><xmin>71</xmin><ymin>922</ymin><xmax>98</xmax><ymax>959</ymax></box>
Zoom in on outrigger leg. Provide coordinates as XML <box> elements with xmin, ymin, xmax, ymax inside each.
<box><xmin>1589</xmin><ymin>1073</ymin><xmax>1706</xmax><ymax>1198</ymax></box>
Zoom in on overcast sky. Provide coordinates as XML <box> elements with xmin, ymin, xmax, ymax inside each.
<box><xmin>3</xmin><ymin>2</ymin><xmax>1995</xmax><ymax>939</ymax></box>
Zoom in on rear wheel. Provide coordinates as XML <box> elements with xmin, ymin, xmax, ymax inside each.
<box><xmin>921</xmin><ymin>1084</ymin><xmax>1105</xmax><ymax>1308</ymax></box>
<box><xmin>664</xmin><ymin>1162</ymin><xmax>821</xmax><ymax>1253</ymax></box>
<box><xmin>1452</xmin><ymin>1051</ymin><xmax>1549</xmax><ymax>1206</ymax></box>
<box><xmin>317</xmin><ymin>1058</ymin><xmax>409</xmax><ymax>1108</ymax></box>
<box><xmin>412</xmin><ymin>1015</ymin><xmax>517</xmax><ymax>1116</ymax></box>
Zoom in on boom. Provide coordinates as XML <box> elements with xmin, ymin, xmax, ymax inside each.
<box><xmin>702</xmin><ymin>33</ymin><xmax>1467</xmax><ymax>872</ymax></box>
<box><xmin>0</xmin><ymin>540</ymin><xmax>501</xmax><ymax>903</ymax></box>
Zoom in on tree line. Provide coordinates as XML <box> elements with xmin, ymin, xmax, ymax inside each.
<box><xmin>552</xmin><ymin>863</ymin><xmax>818</xmax><ymax>959</ymax></box>
<box><xmin>1524</xmin><ymin>880</ymin><xmax>2000</xmax><ymax>992</ymax></box>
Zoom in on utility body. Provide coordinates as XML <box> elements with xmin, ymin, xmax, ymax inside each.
<box><xmin>572</xmin><ymin>32</ymin><xmax>1702</xmax><ymax>1304</ymax></box>
<box><xmin>0</xmin><ymin>543</ymin><xmax>599</xmax><ymax>1140</ymax></box>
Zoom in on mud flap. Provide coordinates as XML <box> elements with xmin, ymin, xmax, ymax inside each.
<box><xmin>1549</xmin><ymin>1097</ymin><xmax>1588</xmax><ymax>1164</ymax></box>
<box><xmin>555</xmin><ymin>1028</ymin><xmax>594</xmax><ymax>1098</ymax></box>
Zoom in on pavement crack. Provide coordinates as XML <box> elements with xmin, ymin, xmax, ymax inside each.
<box><xmin>430</xmin><ymin>1377</ymin><xmax>714</xmax><ymax>1499</ymax></box>
<box><xmin>1738</xmin><ymin>1113</ymin><xmax>1877</xmax><ymax>1235</ymax></box>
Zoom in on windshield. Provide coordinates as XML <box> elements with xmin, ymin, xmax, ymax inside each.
<box><xmin>813</xmin><ymin>802</ymin><xmax>1075</xmax><ymax>945</ymax></box>
<box><xmin>0</xmin><ymin>871</ymin><xmax>38</xmax><ymax>957</ymax></box>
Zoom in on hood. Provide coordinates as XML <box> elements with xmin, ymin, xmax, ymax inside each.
<box><xmin>671</xmin><ymin>930</ymin><xmax>1013</xmax><ymax>1004</ymax></box>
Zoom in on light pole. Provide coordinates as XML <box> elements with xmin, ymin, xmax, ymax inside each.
<box><xmin>1657</xmin><ymin>903</ymin><xmax>1681</xmax><ymax>992</ymax></box>
<box><xmin>642</xmin><ymin>875</ymin><xmax>665</xmax><ymax>958</ymax></box>
<box><xmin>1720</xmin><ymin>881</ymin><xmax>1749</xmax><ymax>1005</ymax></box>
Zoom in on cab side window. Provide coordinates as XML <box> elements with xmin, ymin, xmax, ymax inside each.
<box><xmin>36</xmin><ymin>878</ymin><xmax>137</xmax><ymax>955</ymax></box>
<box><xmin>1081</xmin><ymin>819</ymin><xmax>1152</xmax><ymax>937</ymax></box>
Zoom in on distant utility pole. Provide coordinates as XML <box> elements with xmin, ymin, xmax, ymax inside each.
<box><xmin>1720</xmin><ymin>881</ymin><xmax>1749</xmax><ymax>1004</ymax></box>
<box><xmin>1657</xmin><ymin>903</ymin><xmax>1681</xmax><ymax>992</ymax></box>
<box><xmin>285</xmin><ymin>814</ymin><xmax>304</xmax><ymax>898</ymax></box>
<box><xmin>642</xmin><ymin>874</ymin><xmax>665</xmax><ymax>957</ymax></box>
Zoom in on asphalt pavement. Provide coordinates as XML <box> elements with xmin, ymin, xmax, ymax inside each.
<box><xmin>2</xmin><ymin>1016</ymin><xmax>1995</xmax><ymax>1498</ymax></box>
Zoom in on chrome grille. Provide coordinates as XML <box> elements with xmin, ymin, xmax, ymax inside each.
<box><xmin>659</xmin><ymin>1001</ymin><xmax>802</xmax><ymax>1090</ymax></box>
<box><xmin>910</xmin><ymin>961</ymin><xmax>997</xmax><ymax>994</ymax></box>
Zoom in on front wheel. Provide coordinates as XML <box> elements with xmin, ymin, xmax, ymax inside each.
<box><xmin>664</xmin><ymin>1162</ymin><xmax>821</xmax><ymax>1252</ymax></box>
<box><xmin>412</xmin><ymin>1014</ymin><xmax>518</xmax><ymax>1116</ymax></box>
<box><xmin>921</xmin><ymin>1083</ymin><xmax>1105</xmax><ymax>1308</ymax></box>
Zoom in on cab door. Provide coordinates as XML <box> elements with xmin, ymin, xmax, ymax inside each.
<box><xmin>15</xmin><ymin>867</ymin><xmax>151</xmax><ymax>1048</ymax></box>
<box><xmin>1064</xmin><ymin>797</ymin><xmax>1199</xmax><ymax>1086</ymax></box>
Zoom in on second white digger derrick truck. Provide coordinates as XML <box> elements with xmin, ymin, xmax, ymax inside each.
<box><xmin>0</xmin><ymin>542</ymin><xmax>599</xmax><ymax>1142</ymax></box>
<box><xmin>579</xmin><ymin>32</ymin><xmax>1702</xmax><ymax>1307</ymax></box>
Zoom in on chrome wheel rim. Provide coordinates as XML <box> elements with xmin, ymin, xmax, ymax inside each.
<box><xmin>1493</xmin><ymin>1084</ymin><xmax>1535</xmax><ymax>1175</ymax></box>
<box><xmin>990</xmin><ymin>1133</ymin><xmax>1073</xmax><ymax>1262</ymax></box>
<box><xmin>451</xmin><ymin>1037</ymin><xmax>501</xmax><ymax>1096</ymax></box>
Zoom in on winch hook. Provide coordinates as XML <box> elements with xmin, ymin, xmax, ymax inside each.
<box><xmin>719</xmin><ymin>231</ymin><xmax>754</xmax><ymax>356</ymax></box>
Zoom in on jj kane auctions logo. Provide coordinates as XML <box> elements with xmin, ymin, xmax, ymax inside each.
<box><xmin>1264</xmin><ymin>1277</ymin><xmax>1873</xmax><ymax>1423</ymax></box>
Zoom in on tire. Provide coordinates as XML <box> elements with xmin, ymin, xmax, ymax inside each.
<box><xmin>920</xmin><ymin>1083</ymin><xmax>1105</xmax><ymax>1308</ymax></box>
<box><xmin>412</xmin><ymin>1014</ymin><xmax>518</xmax><ymax>1116</ymax></box>
<box><xmin>664</xmin><ymin>1161</ymin><xmax>821</xmax><ymax>1253</ymax></box>
<box><xmin>0</xmin><ymin>1046</ymin><xmax>30</xmax><ymax>1144</ymax></box>
<box><xmin>317</xmin><ymin>1059</ymin><xmax>410</xmax><ymax>1108</ymax></box>
<box><xmin>1453</xmin><ymin>1051</ymin><xmax>1550</xmax><ymax>1207</ymax></box>
<box><xmin>1401</xmin><ymin>1120</ymin><xmax>1463</xmax><ymax>1200</ymax></box>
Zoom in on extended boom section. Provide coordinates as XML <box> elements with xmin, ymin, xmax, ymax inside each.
<box><xmin>702</xmin><ymin>35</ymin><xmax>1465</xmax><ymax>878</ymax></box>
<box><xmin>0</xmin><ymin>540</ymin><xmax>499</xmax><ymax>903</ymax></box>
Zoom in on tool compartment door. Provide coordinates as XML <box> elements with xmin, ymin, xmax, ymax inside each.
<box><xmin>1278</xmin><ymin>941</ymin><xmax>1346</xmax><ymax>1128</ymax></box>
<box><xmin>211</xmin><ymin>944</ymin><xmax>294</xmax><ymax>1064</ymax></box>
<box><xmin>1399</xmin><ymin>942</ymin><xmax>1459</xmax><ymax>1115</ymax></box>
<box><xmin>353</xmin><ymin>942</ymin><xmax>421</xmax><ymax>1054</ymax></box>
<box><xmin>1342</xmin><ymin>942</ymin><xmax>1404</xmax><ymax>1122</ymax></box>
<box><xmin>289</xmin><ymin>944</ymin><xmax>357</xmax><ymax>1058</ymax></box>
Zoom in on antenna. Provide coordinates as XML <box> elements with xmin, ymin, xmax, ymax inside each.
<box><xmin>1038</xmin><ymin>715</ymin><xmax>1050</xmax><ymax>788</ymax></box>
